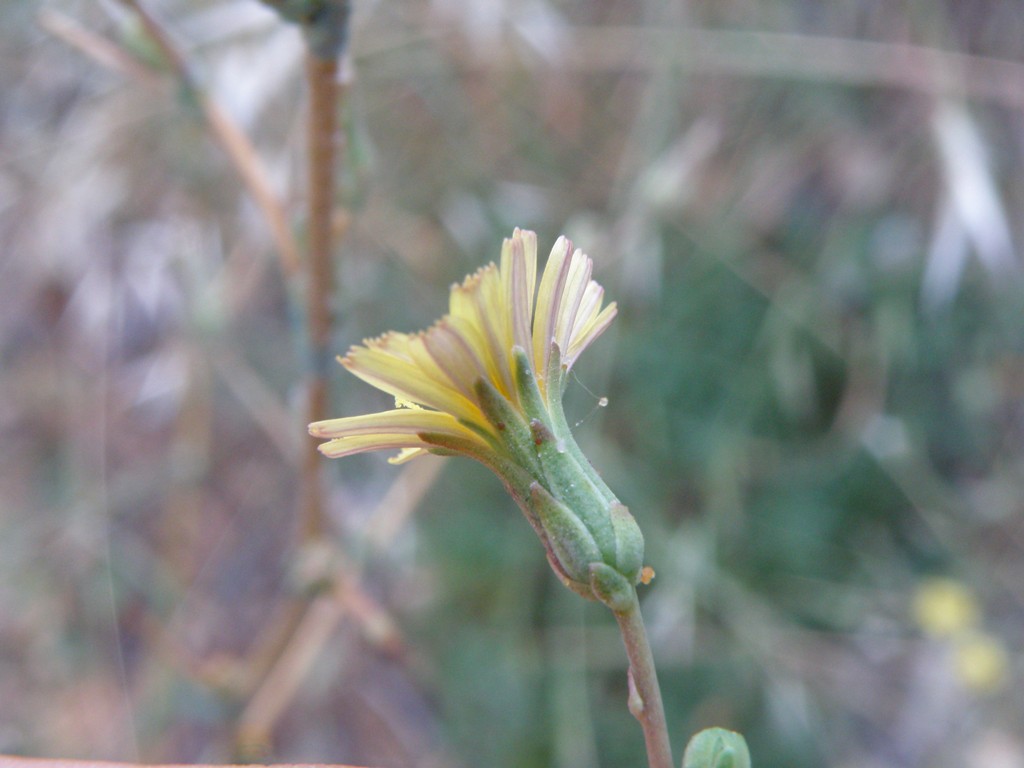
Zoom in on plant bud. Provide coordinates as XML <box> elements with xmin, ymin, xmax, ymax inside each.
<box><xmin>682</xmin><ymin>728</ymin><xmax>752</xmax><ymax>768</ymax></box>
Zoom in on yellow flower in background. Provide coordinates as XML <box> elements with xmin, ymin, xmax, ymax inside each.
<box><xmin>954</xmin><ymin>631</ymin><xmax>1009</xmax><ymax>693</ymax></box>
<box><xmin>912</xmin><ymin>577</ymin><xmax>980</xmax><ymax>637</ymax></box>
<box><xmin>310</xmin><ymin>228</ymin><xmax>616</xmax><ymax>466</ymax></box>
<box><xmin>310</xmin><ymin>229</ymin><xmax>644</xmax><ymax>605</ymax></box>
<box><xmin>911</xmin><ymin>577</ymin><xmax>1007</xmax><ymax>695</ymax></box>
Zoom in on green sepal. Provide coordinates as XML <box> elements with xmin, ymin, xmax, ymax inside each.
<box><xmin>529</xmin><ymin>419</ymin><xmax>616</xmax><ymax>561</ymax></box>
<box><xmin>589</xmin><ymin>562</ymin><xmax>635</xmax><ymax>613</ymax></box>
<box><xmin>610</xmin><ymin>502</ymin><xmax>644</xmax><ymax>583</ymax></box>
<box><xmin>530</xmin><ymin>482</ymin><xmax>602</xmax><ymax>584</ymax></box>
<box><xmin>417</xmin><ymin>431</ymin><xmax>495</xmax><ymax>462</ymax></box>
<box><xmin>473</xmin><ymin>377</ymin><xmax>543</xmax><ymax>477</ymax></box>
<box><xmin>682</xmin><ymin>728</ymin><xmax>752</xmax><ymax>768</ymax></box>
<box><xmin>454</xmin><ymin>416</ymin><xmax>505</xmax><ymax>454</ymax></box>
<box><xmin>543</xmin><ymin>344</ymin><xmax>616</xmax><ymax>504</ymax></box>
<box><xmin>528</xmin><ymin>418</ymin><xmax>555</xmax><ymax>446</ymax></box>
<box><xmin>512</xmin><ymin>346</ymin><xmax>551</xmax><ymax>424</ymax></box>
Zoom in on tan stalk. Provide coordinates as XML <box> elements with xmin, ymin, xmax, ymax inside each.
<box><xmin>301</xmin><ymin>52</ymin><xmax>342</xmax><ymax>541</ymax></box>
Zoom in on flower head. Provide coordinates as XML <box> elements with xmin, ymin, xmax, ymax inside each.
<box><xmin>311</xmin><ymin>228</ymin><xmax>615</xmax><ymax>465</ymax></box>
<box><xmin>310</xmin><ymin>229</ymin><xmax>643</xmax><ymax>604</ymax></box>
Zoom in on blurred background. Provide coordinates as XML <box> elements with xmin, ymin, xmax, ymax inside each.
<box><xmin>3</xmin><ymin>1</ymin><xmax>1024</xmax><ymax>767</ymax></box>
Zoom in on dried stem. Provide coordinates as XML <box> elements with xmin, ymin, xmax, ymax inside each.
<box><xmin>37</xmin><ymin>9</ymin><xmax>161</xmax><ymax>84</ymax></box>
<box><xmin>110</xmin><ymin>0</ymin><xmax>301</xmax><ymax>275</ymax></box>
<box><xmin>234</xmin><ymin>459</ymin><xmax>443</xmax><ymax>755</ymax></box>
<box><xmin>301</xmin><ymin>52</ymin><xmax>342</xmax><ymax>541</ymax></box>
<box><xmin>613</xmin><ymin>589</ymin><xmax>674</xmax><ymax>768</ymax></box>
<box><xmin>237</xmin><ymin>568</ymin><xmax>408</xmax><ymax>746</ymax></box>
<box><xmin>232</xmin><ymin>46</ymin><xmax>346</xmax><ymax>759</ymax></box>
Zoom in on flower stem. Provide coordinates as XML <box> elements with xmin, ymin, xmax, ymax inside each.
<box><xmin>613</xmin><ymin>588</ymin><xmax>674</xmax><ymax>768</ymax></box>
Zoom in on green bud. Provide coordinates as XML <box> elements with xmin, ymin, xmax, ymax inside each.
<box><xmin>530</xmin><ymin>483</ymin><xmax>602</xmax><ymax>585</ymax></box>
<box><xmin>682</xmin><ymin>728</ymin><xmax>752</xmax><ymax>768</ymax></box>
<box><xmin>529</xmin><ymin>418</ymin><xmax>616</xmax><ymax>560</ymax></box>
<box><xmin>504</xmin><ymin>346</ymin><xmax>646</xmax><ymax>603</ymax></box>
<box><xmin>589</xmin><ymin>562</ymin><xmax>635</xmax><ymax>612</ymax></box>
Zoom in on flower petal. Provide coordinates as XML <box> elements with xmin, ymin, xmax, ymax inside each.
<box><xmin>565</xmin><ymin>302</ymin><xmax>617</xmax><ymax>367</ymax></box>
<box><xmin>309</xmin><ymin>408</ymin><xmax>468</xmax><ymax>438</ymax></box>
<box><xmin>388</xmin><ymin>447</ymin><xmax>429</xmax><ymax>464</ymax></box>
<box><xmin>343</xmin><ymin>334</ymin><xmax>479</xmax><ymax>422</ymax></box>
<box><xmin>571</xmin><ymin>281</ymin><xmax>605</xmax><ymax>339</ymax></box>
<box><xmin>532</xmin><ymin>236</ymin><xmax>573</xmax><ymax>391</ymax></box>
<box><xmin>311</xmin><ymin>409</ymin><xmax>491</xmax><ymax>461</ymax></box>
<box><xmin>422</xmin><ymin>319</ymin><xmax>490</xmax><ymax>400</ymax></box>
<box><xmin>502</xmin><ymin>228</ymin><xmax>537</xmax><ymax>356</ymax></box>
<box><xmin>317</xmin><ymin>432</ymin><xmax>428</xmax><ymax>459</ymax></box>
<box><xmin>554</xmin><ymin>248</ymin><xmax>593</xmax><ymax>353</ymax></box>
<box><xmin>450</xmin><ymin>264</ymin><xmax>513</xmax><ymax>396</ymax></box>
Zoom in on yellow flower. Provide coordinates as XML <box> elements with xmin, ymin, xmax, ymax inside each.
<box><xmin>310</xmin><ymin>228</ymin><xmax>644</xmax><ymax>603</ymax></box>
<box><xmin>310</xmin><ymin>228</ymin><xmax>616</xmax><ymax>466</ymax></box>
<box><xmin>912</xmin><ymin>577</ymin><xmax>980</xmax><ymax>638</ymax></box>
<box><xmin>953</xmin><ymin>631</ymin><xmax>1009</xmax><ymax>693</ymax></box>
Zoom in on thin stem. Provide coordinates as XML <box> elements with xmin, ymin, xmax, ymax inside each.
<box><xmin>301</xmin><ymin>52</ymin><xmax>341</xmax><ymax>541</ymax></box>
<box><xmin>232</xmin><ymin>44</ymin><xmax>344</xmax><ymax>763</ymax></box>
<box><xmin>113</xmin><ymin>0</ymin><xmax>302</xmax><ymax>275</ymax></box>
<box><xmin>613</xmin><ymin>588</ymin><xmax>674</xmax><ymax>768</ymax></box>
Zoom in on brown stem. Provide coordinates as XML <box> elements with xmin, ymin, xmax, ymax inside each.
<box><xmin>613</xmin><ymin>589</ymin><xmax>674</xmax><ymax>768</ymax></box>
<box><xmin>301</xmin><ymin>52</ymin><xmax>341</xmax><ymax>542</ymax></box>
<box><xmin>231</xmin><ymin>46</ymin><xmax>345</xmax><ymax>765</ymax></box>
